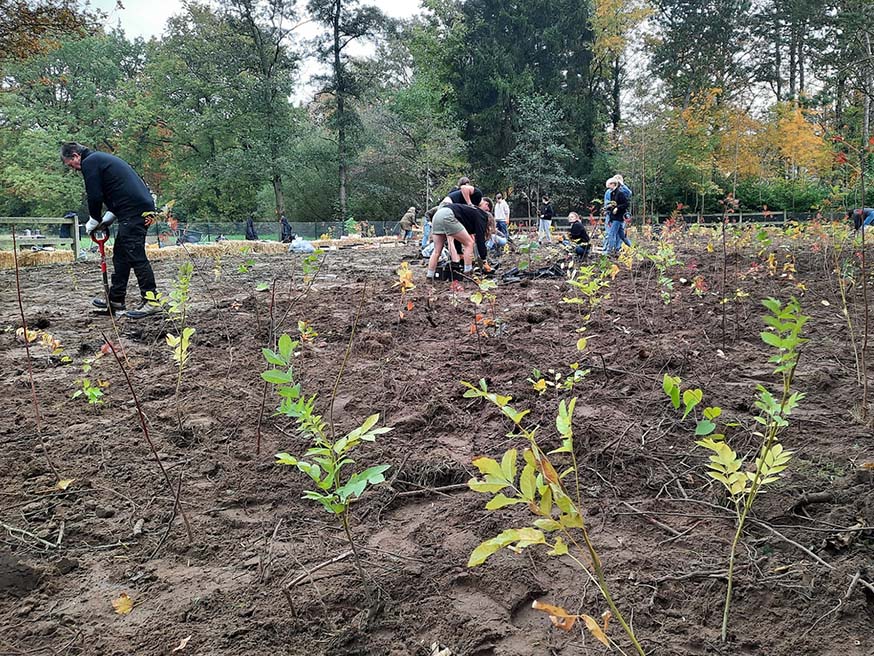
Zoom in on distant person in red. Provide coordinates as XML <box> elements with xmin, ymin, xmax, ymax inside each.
<box><xmin>61</xmin><ymin>142</ymin><xmax>158</xmax><ymax>315</ymax></box>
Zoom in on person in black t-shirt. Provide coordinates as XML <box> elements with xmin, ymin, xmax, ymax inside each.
<box><xmin>426</xmin><ymin>198</ymin><xmax>494</xmax><ymax>279</ymax></box>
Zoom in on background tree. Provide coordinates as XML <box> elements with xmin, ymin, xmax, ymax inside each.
<box><xmin>308</xmin><ymin>0</ymin><xmax>385</xmax><ymax>220</ymax></box>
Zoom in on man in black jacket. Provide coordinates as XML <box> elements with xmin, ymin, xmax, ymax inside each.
<box><xmin>61</xmin><ymin>142</ymin><xmax>158</xmax><ymax>315</ymax></box>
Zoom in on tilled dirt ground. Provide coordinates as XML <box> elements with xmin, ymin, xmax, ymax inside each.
<box><xmin>1</xmin><ymin>229</ymin><xmax>873</xmax><ymax>656</ymax></box>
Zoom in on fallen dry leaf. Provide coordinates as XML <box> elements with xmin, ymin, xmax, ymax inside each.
<box><xmin>859</xmin><ymin>462</ymin><xmax>874</xmax><ymax>471</ymax></box>
<box><xmin>55</xmin><ymin>479</ymin><xmax>75</xmax><ymax>491</ymax></box>
<box><xmin>172</xmin><ymin>635</ymin><xmax>192</xmax><ymax>652</ymax></box>
<box><xmin>112</xmin><ymin>593</ymin><xmax>134</xmax><ymax>615</ymax></box>
<box><xmin>582</xmin><ymin>613</ymin><xmax>610</xmax><ymax>646</ymax></box>
<box><xmin>532</xmin><ymin>599</ymin><xmax>578</xmax><ymax>632</ymax></box>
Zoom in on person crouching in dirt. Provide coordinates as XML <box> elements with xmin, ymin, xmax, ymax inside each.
<box><xmin>485</xmin><ymin>213</ymin><xmax>508</xmax><ymax>256</ymax></box>
<box><xmin>848</xmin><ymin>208</ymin><xmax>874</xmax><ymax>232</ymax></box>
<box><xmin>398</xmin><ymin>206</ymin><xmax>417</xmax><ymax>243</ymax></box>
<box><xmin>565</xmin><ymin>212</ymin><xmax>591</xmax><ymax>259</ymax></box>
<box><xmin>60</xmin><ymin>142</ymin><xmax>158</xmax><ymax>315</ymax></box>
<box><xmin>426</xmin><ymin>198</ymin><xmax>493</xmax><ymax>280</ymax></box>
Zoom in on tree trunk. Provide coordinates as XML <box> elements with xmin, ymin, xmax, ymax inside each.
<box><xmin>611</xmin><ymin>57</ymin><xmax>621</xmax><ymax>134</ymax></box>
<box><xmin>774</xmin><ymin>15</ymin><xmax>782</xmax><ymax>102</ymax></box>
<box><xmin>333</xmin><ymin>0</ymin><xmax>347</xmax><ymax>221</ymax></box>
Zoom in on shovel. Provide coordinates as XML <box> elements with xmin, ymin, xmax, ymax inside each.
<box><xmin>90</xmin><ymin>228</ymin><xmax>116</xmax><ymax>315</ymax></box>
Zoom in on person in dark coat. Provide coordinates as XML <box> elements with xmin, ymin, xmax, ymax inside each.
<box><xmin>280</xmin><ymin>215</ymin><xmax>293</xmax><ymax>242</ymax></box>
<box><xmin>566</xmin><ymin>212</ymin><xmax>590</xmax><ymax>259</ymax></box>
<box><xmin>245</xmin><ymin>216</ymin><xmax>259</xmax><ymax>240</ymax></box>
<box><xmin>61</xmin><ymin>142</ymin><xmax>157</xmax><ymax>314</ymax></box>
<box><xmin>538</xmin><ymin>195</ymin><xmax>554</xmax><ymax>243</ymax></box>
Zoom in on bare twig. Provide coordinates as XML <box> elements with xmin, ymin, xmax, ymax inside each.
<box><xmin>149</xmin><ymin>473</ymin><xmax>184</xmax><ymax>559</ymax></box>
<box><xmin>287</xmin><ymin>550</ymin><xmax>354</xmax><ymax>587</ymax></box>
<box><xmin>102</xmin><ymin>334</ymin><xmax>193</xmax><ymax>543</ymax></box>
<box><xmin>620</xmin><ymin>501</ymin><xmax>683</xmax><ymax>536</ymax></box>
<box><xmin>1</xmin><ymin>520</ymin><xmax>57</xmax><ymax>550</ymax></box>
<box><xmin>11</xmin><ymin>227</ymin><xmax>59</xmax><ymax>481</ymax></box>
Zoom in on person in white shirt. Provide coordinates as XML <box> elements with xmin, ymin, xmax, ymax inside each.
<box><xmin>493</xmin><ymin>192</ymin><xmax>510</xmax><ymax>239</ymax></box>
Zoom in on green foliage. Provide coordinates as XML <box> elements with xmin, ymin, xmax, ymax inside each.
<box><xmin>461</xmin><ymin>379</ymin><xmax>645</xmax><ymax>655</ymax></box>
<box><xmin>147</xmin><ymin>262</ymin><xmax>195</xmax><ymax>428</ymax></box>
<box><xmin>646</xmin><ymin>242</ymin><xmax>682</xmax><ymax>304</ymax></box>
<box><xmin>662</xmin><ymin>296</ymin><xmax>807</xmax><ymax>642</ymax></box>
<box><xmin>503</xmin><ymin>94</ymin><xmax>580</xmax><ymax>204</ymax></box>
<box><xmin>71</xmin><ymin>378</ymin><xmax>107</xmax><ymax>406</ymax></box>
<box><xmin>265</xmin><ymin>333</ymin><xmax>391</xmax><ymax>516</ymax></box>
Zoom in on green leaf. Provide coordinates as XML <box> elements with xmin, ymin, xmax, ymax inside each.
<box><xmin>695</xmin><ymin>419</ymin><xmax>717</xmax><ymax>436</ymax></box>
<box><xmin>472</xmin><ymin>456</ymin><xmax>504</xmax><ymax>480</ymax></box>
<box><xmin>275</xmin><ymin>452</ymin><xmax>298</xmax><ymax>466</ymax></box>
<box><xmin>548</xmin><ymin>536</ymin><xmax>569</xmax><ymax>556</ymax></box>
<box><xmin>485</xmin><ymin>494</ymin><xmax>526</xmax><ymax>510</ymax></box>
<box><xmin>468</xmin><ymin>478</ymin><xmax>509</xmax><ymax>494</ymax></box>
<box><xmin>500</xmin><ymin>449</ymin><xmax>518</xmax><ymax>483</ymax></box>
<box><xmin>519</xmin><ymin>463</ymin><xmax>536</xmax><ymax>501</ymax></box>
<box><xmin>534</xmin><ymin>518</ymin><xmax>562</xmax><ymax>532</ymax></box>
<box><xmin>468</xmin><ymin>538</ymin><xmax>504</xmax><ymax>567</ymax></box>
<box><xmin>760</xmin><ymin>331</ymin><xmax>784</xmax><ymax>349</ymax></box>
<box><xmin>262</xmin><ymin>369</ymin><xmax>294</xmax><ymax>384</ymax></box>
<box><xmin>278</xmin><ymin>334</ymin><xmax>296</xmax><ymax>361</ymax></box>
<box><xmin>262</xmin><ymin>348</ymin><xmax>285</xmax><ymax>366</ymax></box>
<box><xmin>470</xmin><ymin>292</ymin><xmax>483</xmax><ymax>305</ymax></box>
<box><xmin>682</xmin><ymin>388</ymin><xmax>703</xmax><ymax>419</ymax></box>
<box><xmin>703</xmin><ymin>406</ymin><xmax>722</xmax><ymax>420</ymax></box>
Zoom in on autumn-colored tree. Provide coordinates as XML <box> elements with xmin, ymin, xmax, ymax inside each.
<box><xmin>773</xmin><ymin>105</ymin><xmax>832</xmax><ymax>179</ymax></box>
<box><xmin>590</xmin><ymin>0</ymin><xmax>651</xmax><ymax>134</ymax></box>
<box><xmin>0</xmin><ymin>0</ymin><xmax>98</xmax><ymax>64</ymax></box>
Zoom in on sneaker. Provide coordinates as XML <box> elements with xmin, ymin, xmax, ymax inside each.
<box><xmin>92</xmin><ymin>298</ymin><xmax>126</xmax><ymax>311</ymax></box>
<box><xmin>125</xmin><ymin>301</ymin><xmax>159</xmax><ymax>319</ymax></box>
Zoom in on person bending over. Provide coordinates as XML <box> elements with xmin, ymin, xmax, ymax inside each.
<box><xmin>427</xmin><ymin>198</ymin><xmax>493</xmax><ymax>279</ymax></box>
<box><xmin>61</xmin><ymin>142</ymin><xmax>157</xmax><ymax>315</ymax></box>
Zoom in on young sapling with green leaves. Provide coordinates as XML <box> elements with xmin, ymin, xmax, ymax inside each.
<box><xmin>263</xmin><ymin>333</ymin><xmax>391</xmax><ymax>606</ymax></box>
<box><xmin>662</xmin><ymin>296</ymin><xmax>807</xmax><ymax>642</ymax></box>
<box><xmin>462</xmin><ymin>379</ymin><xmax>646</xmax><ymax>655</ymax></box>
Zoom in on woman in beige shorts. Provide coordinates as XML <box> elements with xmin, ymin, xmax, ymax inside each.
<box><xmin>426</xmin><ymin>198</ymin><xmax>493</xmax><ymax>279</ymax></box>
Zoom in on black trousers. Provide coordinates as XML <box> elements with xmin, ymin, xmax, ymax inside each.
<box><xmin>109</xmin><ymin>217</ymin><xmax>157</xmax><ymax>303</ymax></box>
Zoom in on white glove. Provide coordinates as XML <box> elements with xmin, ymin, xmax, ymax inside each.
<box><xmin>85</xmin><ymin>217</ymin><xmax>100</xmax><ymax>234</ymax></box>
<box><xmin>101</xmin><ymin>211</ymin><xmax>117</xmax><ymax>226</ymax></box>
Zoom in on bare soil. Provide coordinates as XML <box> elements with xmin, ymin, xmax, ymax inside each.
<box><xmin>1</xmin><ymin>232</ymin><xmax>872</xmax><ymax>656</ymax></box>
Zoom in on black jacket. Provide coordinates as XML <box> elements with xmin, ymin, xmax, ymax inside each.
<box><xmin>80</xmin><ymin>149</ymin><xmax>155</xmax><ymax>221</ymax></box>
<box><xmin>608</xmin><ymin>188</ymin><xmax>628</xmax><ymax>218</ymax></box>
<box><xmin>569</xmin><ymin>221</ymin><xmax>590</xmax><ymax>245</ymax></box>
<box><xmin>447</xmin><ymin>203</ymin><xmax>488</xmax><ymax>259</ymax></box>
<box><xmin>448</xmin><ymin>187</ymin><xmax>483</xmax><ymax>206</ymax></box>
<box><xmin>539</xmin><ymin>202</ymin><xmax>555</xmax><ymax>221</ymax></box>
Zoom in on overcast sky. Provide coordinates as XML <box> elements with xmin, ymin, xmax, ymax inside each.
<box><xmin>91</xmin><ymin>0</ymin><xmax>421</xmax><ymax>101</ymax></box>
<box><xmin>92</xmin><ymin>0</ymin><xmax>420</xmax><ymax>40</ymax></box>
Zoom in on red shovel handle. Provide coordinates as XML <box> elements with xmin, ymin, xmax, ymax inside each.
<box><xmin>90</xmin><ymin>229</ymin><xmax>109</xmax><ymax>245</ymax></box>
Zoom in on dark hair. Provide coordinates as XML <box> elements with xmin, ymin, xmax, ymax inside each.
<box><xmin>458</xmin><ymin>176</ymin><xmax>470</xmax><ymax>186</ymax></box>
<box><xmin>481</xmin><ymin>197</ymin><xmax>494</xmax><ymax>213</ymax></box>
<box><xmin>60</xmin><ymin>142</ymin><xmax>87</xmax><ymax>161</ymax></box>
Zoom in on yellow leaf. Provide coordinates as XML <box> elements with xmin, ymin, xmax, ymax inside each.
<box><xmin>172</xmin><ymin>635</ymin><xmax>192</xmax><ymax>652</ymax></box>
<box><xmin>583</xmin><ymin>614</ymin><xmax>610</xmax><ymax>646</ymax></box>
<box><xmin>112</xmin><ymin>593</ymin><xmax>134</xmax><ymax>615</ymax></box>
<box><xmin>860</xmin><ymin>462</ymin><xmax>874</xmax><ymax>471</ymax></box>
<box><xmin>55</xmin><ymin>479</ymin><xmax>75</xmax><ymax>491</ymax></box>
<box><xmin>609</xmin><ymin>264</ymin><xmax>620</xmax><ymax>279</ymax></box>
<box><xmin>532</xmin><ymin>379</ymin><xmax>547</xmax><ymax>393</ymax></box>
